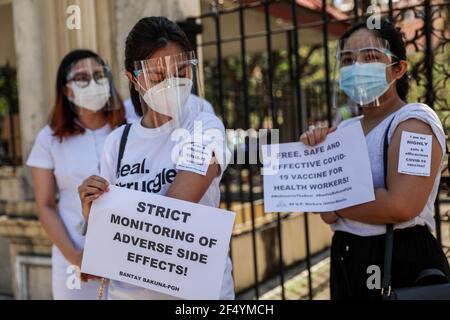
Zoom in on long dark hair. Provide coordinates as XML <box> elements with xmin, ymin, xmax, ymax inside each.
<box><xmin>50</xmin><ymin>49</ymin><xmax>125</xmax><ymax>141</ymax></box>
<box><xmin>125</xmin><ymin>17</ymin><xmax>192</xmax><ymax>116</ymax></box>
<box><xmin>340</xmin><ymin>19</ymin><xmax>409</xmax><ymax>101</ymax></box>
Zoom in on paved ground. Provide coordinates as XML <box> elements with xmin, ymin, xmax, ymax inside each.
<box><xmin>260</xmin><ymin>218</ymin><xmax>450</xmax><ymax>300</ymax></box>
<box><xmin>260</xmin><ymin>257</ymin><xmax>331</xmax><ymax>300</ymax></box>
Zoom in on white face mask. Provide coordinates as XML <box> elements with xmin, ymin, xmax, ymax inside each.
<box><xmin>67</xmin><ymin>81</ymin><xmax>111</xmax><ymax>112</ymax></box>
<box><xmin>142</xmin><ymin>77</ymin><xmax>193</xmax><ymax>119</ymax></box>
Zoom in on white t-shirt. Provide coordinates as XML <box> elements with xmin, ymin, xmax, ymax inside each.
<box><xmin>124</xmin><ymin>94</ymin><xmax>216</xmax><ymax>123</ymax></box>
<box><xmin>100</xmin><ymin>110</ymin><xmax>234</xmax><ymax>300</ymax></box>
<box><xmin>332</xmin><ymin>103</ymin><xmax>446</xmax><ymax>236</ymax></box>
<box><xmin>26</xmin><ymin>124</ymin><xmax>113</xmax><ymax>267</ymax></box>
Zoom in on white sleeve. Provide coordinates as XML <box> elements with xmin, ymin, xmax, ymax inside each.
<box><xmin>204</xmin><ymin>118</ymin><xmax>231</xmax><ymax>180</ymax></box>
<box><xmin>202</xmin><ymin>99</ymin><xmax>216</xmax><ymax>115</ymax></box>
<box><xmin>26</xmin><ymin>126</ymin><xmax>55</xmax><ymax>170</ymax></box>
<box><xmin>388</xmin><ymin>103</ymin><xmax>446</xmax><ymax>158</ymax></box>
<box><xmin>175</xmin><ymin>113</ymin><xmax>230</xmax><ymax>179</ymax></box>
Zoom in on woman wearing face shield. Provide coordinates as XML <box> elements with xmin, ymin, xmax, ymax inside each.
<box><xmin>78</xmin><ymin>17</ymin><xmax>234</xmax><ymax>300</ymax></box>
<box><xmin>27</xmin><ymin>50</ymin><xmax>125</xmax><ymax>299</ymax></box>
<box><xmin>299</xmin><ymin>20</ymin><xmax>450</xmax><ymax>299</ymax></box>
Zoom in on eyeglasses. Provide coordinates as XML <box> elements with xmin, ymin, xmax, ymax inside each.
<box><xmin>67</xmin><ymin>71</ymin><xmax>109</xmax><ymax>88</ymax></box>
<box><xmin>337</xmin><ymin>47</ymin><xmax>398</xmax><ymax>67</ymax></box>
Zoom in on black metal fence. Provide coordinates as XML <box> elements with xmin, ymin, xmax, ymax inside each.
<box><xmin>181</xmin><ymin>0</ymin><xmax>450</xmax><ymax>299</ymax></box>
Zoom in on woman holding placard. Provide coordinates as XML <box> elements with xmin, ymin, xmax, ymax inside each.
<box><xmin>77</xmin><ymin>17</ymin><xmax>234</xmax><ymax>300</ymax></box>
<box><xmin>300</xmin><ymin>19</ymin><xmax>450</xmax><ymax>300</ymax></box>
<box><xmin>27</xmin><ymin>50</ymin><xmax>125</xmax><ymax>299</ymax></box>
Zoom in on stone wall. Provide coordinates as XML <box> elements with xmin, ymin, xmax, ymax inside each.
<box><xmin>0</xmin><ymin>215</ymin><xmax>52</xmax><ymax>299</ymax></box>
<box><xmin>0</xmin><ymin>237</ymin><xmax>12</xmax><ymax>297</ymax></box>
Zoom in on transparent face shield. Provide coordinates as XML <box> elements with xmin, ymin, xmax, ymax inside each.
<box><xmin>66</xmin><ymin>57</ymin><xmax>119</xmax><ymax>113</ymax></box>
<box><xmin>132</xmin><ymin>51</ymin><xmax>204</xmax><ymax>129</ymax></box>
<box><xmin>332</xmin><ymin>35</ymin><xmax>398</xmax><ymax>108</ymax></box>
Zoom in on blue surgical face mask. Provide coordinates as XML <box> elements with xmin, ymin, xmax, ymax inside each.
<box><xmin>339</xmin><ymin>62</ymin><xmax>397</xmax><ymax>106</ymax></box>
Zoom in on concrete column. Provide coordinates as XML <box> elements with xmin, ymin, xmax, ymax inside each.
<box><xmin>0</xmin><ymin>3</ymin><xmax>16</xmax><ymax>67</ymax></box>
<box><xmin>12</xmin><ymin>0</ymin><xmax>50</xmax><ymax>164</ymax></box>
<box><xmin>41</xmin><ymin>0</ymin><xmax>118</xmax><ymax>114</ymax></box>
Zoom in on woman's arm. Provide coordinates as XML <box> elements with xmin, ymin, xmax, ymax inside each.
<box><xmin>31</xmin><ymin>168</ymin><xmax>83</xmax><ymax>267</ymax></box>
<box><xmin>165</xmin><ymin>164</ymin><xmax>220</xmax><ymax>202</ymax></box>
<box><xmin>321</xmin><ymin>212</ymin><xmax>339</xmax><ymax>224</ymax></box>
<box><xmin>336</xmin><ymin>118</ymin><xmax>442</xmax><ymax>224</ymax></box>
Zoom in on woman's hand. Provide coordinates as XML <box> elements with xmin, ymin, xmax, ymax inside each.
<box><xmin>320</xmin><ymin>212</ymin><xmax>339</xmax><ymax>224</ymax></box>
<box><xmin>66</xmin><ymin>249</ymin><xmax>98</xmax><ymax>282</ymax></box>
<box><xmin>66</xmin><ymin>249</ymin><xmax>83</xmax><ymax>268</ymax></box>
<box><xmin>66</xmin><ymin>249</ymin><xmax>101</xmax><ymax>282</ymax></box>
<box><xmin>78</xmin><ymin>175</ymin><xmax>109</xmax><ymax>220</ymax></box>
<box><xmin>80</xmin><ymin>273</ymin><xmax>101</xmax><ymax>282</ymax></box>
<box><xmin>300</xmin><ymin>127</ymin><xmax>336</xmax><ymax>146</ymax></box>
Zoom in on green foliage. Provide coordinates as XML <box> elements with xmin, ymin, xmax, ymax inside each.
<box><xmin>0</xmin><ymin>66</ymin><xmax>19</xmax><ymax>117</ymax></box>
<box><xmin>203</xmin><ymin>44</ymin><xmax>333</xmax><ymax>133</ymax></box>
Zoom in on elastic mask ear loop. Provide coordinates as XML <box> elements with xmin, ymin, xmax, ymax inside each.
<box><xmin>128</xmin><ymin>71</ymin><xmax>153</xmax><ymax>113</ymax></box>
<box><xmin>129</xmin><ymin>71</ymin><xmax>148</xmax><ymax>95</ymax></box>
<box><xmin>386</xmin><ymin>61</ymin><xmax>399</xmax><ymax>87</ymax></box>
<box><xmin>66</xmin><ymin>82</ymin><xmax>75</xmax><ymax>104</ymax></box>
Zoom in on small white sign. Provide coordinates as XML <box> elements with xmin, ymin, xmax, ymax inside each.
<box><xmin>81</xmin><ymin>185</ymin><xmax>235</xmax><ymax>300</ymax></box>
<box><xmin>398</xmin><ymin>131</ymin><xmax>432</xmax><ymax>177</ymax></box>
<box><xmin>176</xmin><ymin>141</ymin><xmax>213</xmax><ymax>176</ymax></box>
<box><xmin>262</xmin><ymin>122</ymin><xmax>375</xmax><ymax>213</ymax></box>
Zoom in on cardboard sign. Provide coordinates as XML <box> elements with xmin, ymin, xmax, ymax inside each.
<box><xmin>81</xmin><ymin>185</ymin><xmax>235</xmax><ymax>300</ymax></box>
<box><xmin>262</xmin><ymin>122</ymin><xmax>375</xmax><ymax>212</ymax></box>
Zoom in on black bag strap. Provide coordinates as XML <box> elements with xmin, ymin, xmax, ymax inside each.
<box><xmin>381</xmin><ymin>116</ymin><xmax>395</xmax><ymax>299</ymax></box>
<box><xmin>116</xmin><ymin>123</ymin><xmax>132</xmax><ymax>179</ymax></box>
<box><xmin>414</xmin><ymin>268</ymin><xmax>449</xmax><ymax>286</ymax></box>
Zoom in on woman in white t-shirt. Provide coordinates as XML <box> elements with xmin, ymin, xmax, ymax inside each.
<box><xmin>27</xmin><ymin>50</ymin><xmax>125</xmax><ymax>299</ymax></box>
<box><xmin>300</xmin><ymin>20</ymin><xmax>450</xmax><ymax>299</ymax></box>
<box><xmin>78</xmin><ymin>17</ymin><xmax>234</xmax><ymax>300</ymax></box>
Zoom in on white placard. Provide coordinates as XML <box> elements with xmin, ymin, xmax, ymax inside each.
<box><xmin>262</xmin><ymin>122</ymin><xmax>375</xmax><ymax>212</ymax></box>
<box><xmin>398</xmin><ymin>131</ymin><xmax>432</xmax><ymax>176</ymax></box>
<box><xmin>81</xmin><ymin>185</ymin><xmax>235</xmax><ymax>300</ymax></box>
